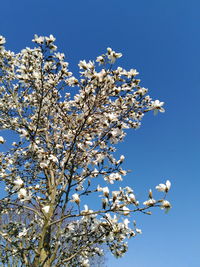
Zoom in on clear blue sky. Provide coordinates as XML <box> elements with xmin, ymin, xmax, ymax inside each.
<box><xmin>0</xmin><ymin>0</ymin><xmax>200</xmax><ymax>266</ymax></box>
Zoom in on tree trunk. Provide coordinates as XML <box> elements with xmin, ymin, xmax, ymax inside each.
<box><xmin>32</xmin><ymin>225</ymin><xmax>51</xmax><ymax>267</ymax></box>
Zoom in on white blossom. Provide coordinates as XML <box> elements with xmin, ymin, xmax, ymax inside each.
<box><xmin>151</xmin><ymin>99</ymin><xmax>165</xmax><ymax>114</ymax></box>
<box><xmin>161</xmin><ymin>200</ymin><xmax>171</xmax><ymax>209</ymax></box>
<box><xmin>127</xmin><ymin>69</ymin><xmax>139</xmax><ymax>78</ymax></box>
<box><xmin>45</xmin><ymin>34</ymin><xmax>56</xmax><ymax>43</ymax></box>
<box><xmin>96</xmin><ymin>55</ymin><xmax>104</xmax><ymax>65</ymax></box>
<box><xmin>71</xmin><ymin>193</ymin><xmax>80</xmax><ymax>205</ymax></box>
<box><xmin>18</xmin><ymin>228</ymin><xmax>27</xmax><ymax>238</ymax></box>
<box><xmin>42</xmin><ymin>205</ymin><xmax>50</xmax><ymax>213</ymax></box>
<box><xmin>0</xmin><ymin>136</ymin><xmax>5</xmax><ymax>144</ymax></box>
<box><xmin>49</xmin><ymin>154</ymin><xmax>58</xmax><ymax>163</ymax></box>
<box><xmin>122</xmin><ymin>206</ymin><xmax>130</xmax><ymax>216</ymax></box>
<box><xmin>117</xmin><ymin>155</ymin><xmax>125</xmax><ymax>164</ymax></box>
<box><xmin>105</xmin><ymin>173</ymin><xmax>122</xmax><ymax>184</ymax></box>
<box><xmin>66</xmin><ymin>76</ymin><xmax>78</xmax><ymax>86</ymax></box>
<box><xmin>39</xmin><ymin>161</ymin><xmax>49</xmax><ymax>169</ymax></box>
<box><xmin>143</xmin><ymin>199</ymin><xmax>156</xmax><ymax>206</ymax></box>
<box><xmin>81</xmin><ymin>205</ymin><xmax>93</xmax><ymax>215</ymax></box>
<box><xmin>13</xmin><ymin>177</ymin><xmax>24</xmax><ymax>189</ymax></box>
<box><xmin>125</xmin><ymin>186</ymin><xmax>133</xmax><ymax>194</ymax></box>
<box><xmin>32</xmin><ymin>34</ymin><xmax>45</xmax><ymax>44</ymax></box>
<box><xmin>156</xmin><ymin>180</ymin><xmax>171</xmax><ymax>192</ymax></box>
<box><xmin>78</xmin><ymin>60</ymin><xmax>94</xmax><ymax>70</ymax></box>
<box><xmin>123</xmin><ymin>218</ymin><xmax>130</xmax><ymax>228</ymax></box>
<box><xmin>129</xmin><ymin>193</ymin><xmax>136</xmax><ymax>203</ymax></box>
<box><xmin>82</xmin><ymin>258</ymin><xmax>90</xmax><ymax>267</ymax></box>
<box><xmin>0</xmin><ymin>36</ymin><xmax>5</xmax><ymax>45</ymax></box>
<box><xmin>18</xmin><ymin>188</ymin><xmax>27</xmax><ymax>198</ymax></box>
<box><xmin>18</xmin><ymin>188</ymin><xmax>32</xmax><ymax>202</ymax></box>
<box><xmin>107</xmin><ymin>47</ymin><xmax>122</xmax><ymax>64</ymax></box>
<box><xmin>136</xmin><ymin>228</ymin><xmax>142</xmax><ymax>234</ymax></box>
<box><xmin>102</xmin><ymin>187</ymin><xmax>109</xmax><ymax>197</ymax></box>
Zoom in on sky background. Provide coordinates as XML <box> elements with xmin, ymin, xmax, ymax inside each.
<box><xmin>0</xmin><ymin>0</ymin><xmax>200</xmax><ymax>266</ymax></box>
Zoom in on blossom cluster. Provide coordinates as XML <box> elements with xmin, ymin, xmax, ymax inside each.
<box><xmin>0</xmin><ymin>35</ymin><xmax>170</xmax><ymax>267</ymax></box>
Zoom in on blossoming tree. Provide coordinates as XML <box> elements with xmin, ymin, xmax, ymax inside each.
<box><xmin>0</xmin><ymin>35</ymin><xmax>171</xmax><ymax>267</ymax></box>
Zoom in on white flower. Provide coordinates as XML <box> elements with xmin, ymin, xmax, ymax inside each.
<box><xmin>81</xmin><ymin>205</ymin><xmax>93</xmax><ymax>215</ymax></box>
<box><xmin>107</xmin><ymin>48</ymin><xmax>122</xmax><ymax>64</ymax></box>
<box><xmin>91</xmin><ymin>168</ymin><xmax>98</xmax><ymax>177</ymax></box>
<box><xmin>107</xmin><ymin>113</ymin><xmax>118</xmax><ymax>122</ymax></box>
<box><xmin>120</xmin><ymin>169</ymin><xmax>127</xmax><ymax>176</ymax></box>
<box><xmin>125</xmin><ymin>186</ymin><xmax>133</xmax><ymax>194</ymax></box>
<box><xmin>55</xmin><ymin>52</ymin><xmax>65</xmax><ymax>60</ymax></box>
<box><xmin>18</xmin><ymin>228</ymin><xmax>27</xmax><ymax>238</ymax></box>
<box><xmin>18</xmin><ymin>188</ymin><xmax>27</xmax><ymax>198</ymax></box>
<box><xmin>18</xmin><ymin>188</ymin><xmax>32</xmax><ymax>202</ymax></box>
<box><xmin>156</xmin><ymin>180</ymin><xmax>171</xmax><ymax>193</ymax></box>
<box><xmin>0</xmin><ymin>36</ymin><xmax>5</xmax><ymax>45</ymax></box>
<box><xmin>151</xmin><ymin>100</ymin><xmax>165</xmax><ymax>114</ymax></box>
<box><xmin>85</xmin><ymin>140</ymin><xmax>93</xmax><ymax>146</ymax></box>
<box><xmin>122</xmin><ymin>206</ymin><xmax>130</xmax><ymax>216</ymax></box>
<box><xmin>137</xmin><ymin>87</ymin><xmax>148</xmax><ymax>96</ymax></box>
<box><xmin>136</xmin><ymin>228</ymin><xmax>142</xmax><ymax>234</ymax></box>
<box><xmin>82</xmin><ymin>258</ymin><xmax>90</xmax><ymax>267</ymax></box>
<box><xmin>78</xmin><ymin>60</ymin><xmax>94</xmax><ymax>70</ymax></box>
<box><xmin>102</xmin><ymin>198</ymin><xmax>108</xmax><ymax>209</ymax></box>
<box><xmin>94</xmin><ymin>69</ymin><xmax>106</xmax><ymax>82</ymax></box>
<box><xmin>32</xmin><ymin>34</ymin><xmax>44</xmax><ymax>44</ymax></box>
<box><xmin>127</xmin><ymin>69</ymin><xmax>139</xmax><ymax>78</ymax></box>
<box><xmin>149</xmin><ymin>189</ymin><xmax>153</xmax><ymax>199</ymax></box>
<box><xmin>32</xmin><ymin>71</ymin><xmax>41</xmax><ymax>80</ymax></box>
<box><xmin>112</xmin><ymin>191</ymin><xmax>119</xmax><ymax>201</ymax></box>
<box><xmin>93</xmin><ymin>153</ymin><xmax>105</xmax><ymax>165</ymax></box>
<box><xmin>129</xmin><ymin>193</ymin><xmax>136</xmax><ymax>203</ymax></box>
<box><xmin>45</xmin><ymin>34</ymin><xmax>56</xmax><ymax>43</ymax></box>
<box><xmin>117</xmin><ymin>155</ymin><xmax>125</xmax><ymax>164</ymax></box>
<box><xmin>123</xmin><ymin>218</ymin><xmax>130</xmax><ymax>228</ymax></box>
<box><xmin>71</xmin><ymin>193</ymin><xmax>80</xmax><ymax>205</ymax></box>
<box><xmin>39</xmin><ymin>161</ymin><xmax>49</xmax><ymax>169</ymax></box>
<box><xmin>120</xmin><ymin>155</ymin><xmax>125</xmax><ymax>162</ymax></box>
<box><xmin>49</xmin><ymin>154</ymin><xmax>58</xmax><ymax>163</ymax></box>
<box><xmin>105</xmin><ymin>173</ymin><xmax>122</xmax><ymax>184</ymax></box>
<box><xmin>86</xmin><ymin>117</ymin><xmax>93</xmax><ymax>124</ymax></box>
<box><xmin>96</xmin><ymin>55</ymin><xmax>104</xmax><ymax>65</ymax></box>
<box><xmin>0</xmin><ymin>136</ymin><xmax>5</xmax><ymax>144</ymax></box>
<box><xmin>161</xmin><ymin>200</ymin><xmax>171</xmax><ymax>209</ymax></box>
<box><xmin>97</xmin><ymin>185</ymin><xmax>103</xmax><ymax>192</ymax></box>
<box><xmin>83</xmin><ymin>204</ymin><xmax>89</xmax><ymax>212</ymax></box>
<box><xmin>42</xmin><ymin>205</ymin><xmax>50</xmax><ymax>213</ymax></box>
<box><xmin>35</xmin><ymin>184</ymin><xmax>40</xmax><ymax>189</ymax></box>
<box><xmin>102</xmin><ymin>187</ymin><xmax>109</xmax><ymax>197</ymax></box>
<box><xmin>166</xmin><ymin>180</ymin><xmax>171</xmax><ymax>191</ymax></box>
<box><xmin>13</xmin><ymin>177</ymin><xmax>24</xmax><ymax>189</ymax></box>
<box><xmin>66</xmin><ymin>76</ymin><xmax>78</xmax><ymax>86</ymax></box>
<box><xmin>76</xmin><ymin>184</ymin><xmax>84</xmax><ymax>191</ymax></box>
<box><xmin>19</xmin><ymin>129</ymin><xmax>28</xmax><ymax>138</ymax></box>
<box><xmin>143</xmin><ymin>199</ymin><xmax>156</xmax><ymax>206</ymax></box>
